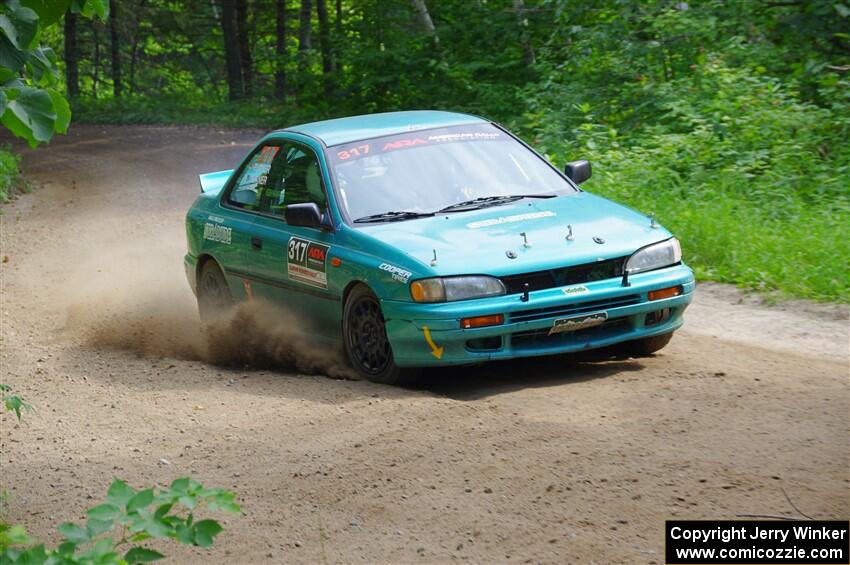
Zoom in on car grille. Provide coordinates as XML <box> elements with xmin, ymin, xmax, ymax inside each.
<box><xmin>510</xmin><ymin>318</ymin><xmax>632</xmax><ymax>349</ymax></box>
<box><xmin>509</xmin><ymin>294</ymin><xmax>641</xmax><ymax>323</ymax></box>
<box><xmin>500</xmin><ymin>256</ymin><xmax>627</xmax><ymax>295</ymax></box>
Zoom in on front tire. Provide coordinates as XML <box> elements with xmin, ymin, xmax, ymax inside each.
<box><xmin>197</xmin><ymin>260</ymin><xmax>233</xmax><ymax>324</ymax></box>
<box><xmin>621</xmin><ymin>331</ymin><xmax>674</xmax><ymax>357</ymax></box>
<box><xmin>343</xmin><ymin>285</ymin><xmax>418</xmax><ymax>385</ymax></box>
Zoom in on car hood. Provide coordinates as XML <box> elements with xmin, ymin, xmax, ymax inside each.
<box><xmin>356</xmin><ymin>192</ymin><xmax>672</xmax><ymax>276</ymax></box>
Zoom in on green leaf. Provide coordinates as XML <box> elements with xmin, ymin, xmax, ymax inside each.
<box><xmin>27</xmin><ymin>47</ymin><xmax>58</xmax><ymax>87</ymax></box>
<box><xmin>17</xmin><ymin>544</ymin><xmax>47</xmax><ymax>564</ymax></box>
<box><xmin>0</xmin><ymin>384</ymin><xmax>11</xmax><ymax>392</ymax></box>
<box><xmin>0</xmin><ymin>523</ymin><xmax>32</xmax><ymax>545</ymax></box>
<box><xmin>86</xmin><ymin>517</ymin><xmax>113</xmax><ymax>537</ymax></box>
<box><xmin>169</xmin><ymin>478</ymin><xmax>190</xmax><ymax>494</ymax></box>
<box><xmin>57</xmin><ymin>541</ymin><xmax>77</xmax><ymax>556</ymax></box>
<box><xmin>0</xmin><ymin>6</ymin><xmax>39</xmax><ymax>50</ymax></box>
<box><xmin>20</xmin><ymin>1</ymin><xmax>72</xmax><ymax>27</ymax></box>
<box><xmin>124</xmin><ymin>547</ymin><xmax>165</xmax><ymax>563</ymax></box>
<box><xmin>129</xmin><ymin>532</ymin><xmax>151</xmax><ymax>543</ymax></box>
<box><xmin>174</xmin><ymin>523</ymin><xmax>193</xmax><ymax>545</ymax></box>
<box><xmin>87</xmin><ymin>503</ymin><xmax>120</xmax><ymax>522</ymax></box>
<box><xmin>106</xmin><ymin>479</ymin><xmax>136</xmax><ymax>508</ymax></box>
<box><xmin>192</xmin><ymin>520</ymin><xmax>222</xmax><ymax>548</ymax></box>
<box><xmin>58</xmin><ymin>522</ymin><xmax>90</xmax><ymax>544</ymax></box>
<box><xmin>0</xmin><ymin>90</ymin><xmax>8</xmax><ymax>117</ymax></box>
<box><xmin>126</xmin><ymin>489</ymin><xmax>154</xmax><ymax>514</ymax></box>
<box><xmin>178</xmin><ymin>495</ymin><xmax>197</xmax><ymax>510</ymax></box>
<box><xmin>153</xmin><ymin>503</ymin><xmax>173</xmax><ymax>520</ymax></box>
<box><xmin>77</xmin><ymin>0</ymin><xmax>108</xmax><ymax>20</ymax></box>
<box><xmin>0</xmin><ymin>33</ymin><xmax>27</xmax><ymax>73</ymax></box>
<box><xmin>1</xmin><ymin>86</ymin><xmax>56</xmax><ymax>147</ymax></box>
<box><xmin>4</xmin><ymin>395</ymin><xmax>30</xmax><ymax>420</ymax></box>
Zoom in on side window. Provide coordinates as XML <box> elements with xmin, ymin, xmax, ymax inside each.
<box><xmin>278</xmin><ymin>145</ymin><xmax>328</xmax><ymax>212</ymax></box>
<box><xmin>227</xmin><ymin>145</ymin><xmax>281</xmax><ymax>209</ymax></box>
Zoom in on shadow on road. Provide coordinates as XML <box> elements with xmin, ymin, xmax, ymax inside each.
<box><xmin>417</xmin><ymin>347</ymin><xmax>646</xmax><ymax>400</ymax></box>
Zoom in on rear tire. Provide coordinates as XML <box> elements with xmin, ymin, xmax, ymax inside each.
<box><xmin>621</xmin><ymin>331</ymin><xmax>674</xmax><ymax>357</ymax></box>
<box><xmin>197</xmin><ymin>260</ymin><xmax>233</xmax><ymax>324</ymax></box>
<box><xmin>343</xmin><ymin>285</ymin><xmax>419</xmax><ymax>385</ymax></box>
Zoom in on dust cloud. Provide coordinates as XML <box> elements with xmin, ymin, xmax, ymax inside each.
<box><xmin>63</xmin><ymin>265</ymin><xmax>356</xmax><ymax>379</ymax></box>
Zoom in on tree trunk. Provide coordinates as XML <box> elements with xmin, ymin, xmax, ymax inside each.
<box><xmin>220</xmin><ymin>0</ymin><xmax>244</xmax><ymax>101</ymax></box>
<box><xmin>298</xmin><ymin>0</ymin><xmax>312</xmax><ymax>68</ymax></box>
<box><xmin>297</xmin><ymin>0</ymin><xmax>312</xmax><ymax>87</ymax></box>
<box><xmin>332</xmin><ymin>0</ymin><xmax>341</xmax><ymax>72</ymax></box>
<box><xmin>315</xmin><ymin>0</ymin><xmax>332</xmax><ymax>80</ymax></box>
<box><xmin>275</xmin><ymin>0</ymin><xmax>287</xmax><ymax>99</ymax></box>
<box><xmin>410</xmin><ymin>0</ymin><xmax>439</xmax><ymax>49</ymax></box>
<box><xmin>109</xmin><ymin>0</ymin><xmax>122</xmax><ymax>97</ymax></box>
<box><xmin>512</xmin><ymin>0</ymin><xmax>535</xmax><ymax>66</ymax></box>
<box><xmin>128</xmin><ymin>0</ymin><xmax>147</xmax><ymax>95</ymax></box>
<box><xmin>236</xmin><ymin>0</ymin><xmax>252</xmax><ymax>97</ymax></box>
<box><xmin>92</xmin><ymin>23</ymin><xmax>100</xmax><ymax>97</ymax></box>
<box><xmin>64</xmin><ymin>11</ymin><xmax>79</xmax><ymax>98</ymax></box>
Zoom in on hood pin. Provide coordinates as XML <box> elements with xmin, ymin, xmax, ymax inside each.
<box><xmin>565</xmin><ymin>224</ymin><xmax>574</xmax><ymax>241</ymax></box>
<box><xmin>506</xmin><ymin>250</ymin><xmax>518</xmax><ymax>259</ymax></box>
<box><xmin>649</xmin><ymin>215</ymin><xmax>659</xmax><ymax>229</ymax></box>
<box><xmin>520</xmin><ymin>232</ymin><xmax>532</xmax><ymax>248</ymax></box>
<box><xmin>430</xmin><ymin>249</ymin><xmax>438</xmax><ymax>266</ymax></box>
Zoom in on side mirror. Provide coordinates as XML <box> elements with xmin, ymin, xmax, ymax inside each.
<box><xmin>285</xmin><ymin>202</ymin><xmax>324</xmax><ymax>229</ymax></box>
<box><xmin>565</xmin><ymin>160</ymin><xmax>592</xmax><ymax>185</ymax></box>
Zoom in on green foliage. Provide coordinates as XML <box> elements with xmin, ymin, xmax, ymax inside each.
<box><xmin>0</xmin><ymin>0</ymin><xmax>106</xmax><ymax>147</ymax></box>
<box><xmin>0</xmin><ymin>147</ymin><xmax>22</xmax><ymax>202</ymax></box>
<box><xmin>0</xmin><ymin>384</ymin><xmax>31</xmax><ymax>420</ymax></box>
<box><xmin>44</xmin><ymin>0</ymin><xmax>850</xmax><ymax>300</ymax></box>
<box><xmin>516</xmin><ymin>1</ymin><xmax>850</xmax><ymax>301</ymax></box>
<box><xmin>0</xmin><ymin>478</ymin><xmax>240</xmax><ymax>565</ymax></box>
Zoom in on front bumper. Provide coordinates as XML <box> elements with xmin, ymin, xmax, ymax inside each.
<box><xmin>382</xmin><ymin>263</ymin><xmax>695</xmax><ymax>367</ymax></box>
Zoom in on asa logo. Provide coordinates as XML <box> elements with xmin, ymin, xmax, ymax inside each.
<box><xmin>383</xmin><ymin>138</ymin><xmax>426</xmax><ymax>151</ymax></box>
<box><xmin>308</xmin><ymin>246</ymin><xmax>327</xmax><ymax>262</ymax></box>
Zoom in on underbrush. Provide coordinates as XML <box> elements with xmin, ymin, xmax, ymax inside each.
<box><xmin>522</xmin><ymin>60</ymin><xmax>849</xmax><ymax>302</ymax></box>
<box><xmin>72</xmin><ymin>96</ymin><xmax>309</xmax><ymax>130</ymax></box>
<box><xmin>0</xmin><ymin>149</ymin><xmax>22</xmax><ymax>204</ymax></box>
<box><xmin>71</xmin><ymin>61</ymin><xmax>849</xmax><ymax>302</ymax></box>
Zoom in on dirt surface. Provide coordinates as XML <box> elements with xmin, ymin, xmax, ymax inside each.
<box><xmin>1</xmin><ymin>125</ymin><xmax>848</xmax><ymax>564</ymax></box>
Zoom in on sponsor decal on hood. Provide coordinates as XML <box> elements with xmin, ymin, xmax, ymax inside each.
<box><xmin>466</xmin><ymin>210</ymin><xmax>556</xmax><ymax>229</ymax></box>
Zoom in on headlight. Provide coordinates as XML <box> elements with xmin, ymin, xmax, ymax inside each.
<box><xmin>625</xmin><ymin>238</ymin><xmax>682</xmax><ymax>275</ymax></box>
<box><xmin>410</xmin><ymin>276</ymin><xmax>506</xmax><ymax>303</ymax></box>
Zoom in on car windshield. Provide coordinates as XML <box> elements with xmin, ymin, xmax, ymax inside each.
<box><xmin>327</xmin><ymin>123</ymin><xmax>577</xmax><ymax>223</ymax></box>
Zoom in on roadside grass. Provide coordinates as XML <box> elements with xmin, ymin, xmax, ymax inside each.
<box><xmin>589</xmin><ymin>181</ymin><xmax>849</xmax><ymax>302</ymax></box>
<box><xmin>0</xmin><ymin>148</ymin><xmax>22</xmax><ymax>204</ymax></box>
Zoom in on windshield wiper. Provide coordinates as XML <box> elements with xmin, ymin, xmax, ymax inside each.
<box><xmin>353</xmin><ymin>210</ymin><xmax>436</xmax><ymax>223</ymax></box>
<box><xmin>437</xmin><ymin>193</ymin><xmax>557</xmax><ymax>213</ymax></box>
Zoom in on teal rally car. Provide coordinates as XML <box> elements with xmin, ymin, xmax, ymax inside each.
<box><xmin>184</xmin><ymin>111</ymin><xmax>695</xmax><ymax>384</ymax></box>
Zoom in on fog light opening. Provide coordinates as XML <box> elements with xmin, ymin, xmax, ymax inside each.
<box><xmin>648</xmin><ymin>285</ymin><xmax>682</xmax><ymax>301</ymax></box>
<box><xmin>460</xmin><ymin>314</ymin><xmax>504</xmax><ymax>329</ymax></box>
<box><xmin>645</xmin><ymin>308</ymin><xmax>672</xmax><ymax>326</ymax></box>
<box><xmin>466</xmin><ymin>336</ymin><xmax>503</xmax><ymax>351</ymax></box>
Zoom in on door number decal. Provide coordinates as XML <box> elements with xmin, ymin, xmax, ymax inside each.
<box><xmin>287</xmin><ymin>237</ymin><xmax>330</xmax><ymax>289</ymax></box>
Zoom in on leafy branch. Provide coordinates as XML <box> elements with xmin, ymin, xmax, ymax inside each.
<box><xmin>0</xmin><ymin>384</ymin><xmax>31</xmax><ymax>420</ymax></box>
<box><xmin>0</xmin><ymin>477</ymin><xmax>240</xmax><ymax>564</ymax></box>
<box><xmin>0</xmin><ymin>0</ymin><xmax>108</xmax><ymax>147</ymax></box>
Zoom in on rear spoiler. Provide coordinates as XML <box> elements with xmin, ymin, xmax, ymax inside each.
<box><xmin>198</xmin><ymin>169</ymin><xmax>234</xmax><ymax>195</ymax></box>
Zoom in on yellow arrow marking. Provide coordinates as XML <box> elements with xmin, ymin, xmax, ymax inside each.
<box><xmin>422</xmin><ymin>325</ymin><xmax>444</xmax><ymax>359</ymax></box>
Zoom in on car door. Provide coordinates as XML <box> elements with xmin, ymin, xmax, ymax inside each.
<box><xmin>245</xmin><ymin>140</ymin><xmax>340</xmax><ymax>336</ymax></box>
<box><xmin>211</xmin><ymin>145</ymin><xmax>284</xmax><ymax>299</ymax></box>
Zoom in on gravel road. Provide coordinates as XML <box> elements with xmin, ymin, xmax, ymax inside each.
<box><xmin>1</xmin><ymin>125</ymin><xmax>847</xmax><ymax>564</ymax></box>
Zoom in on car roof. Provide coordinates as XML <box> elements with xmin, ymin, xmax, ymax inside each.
<box><xmin>278</xmin><ymin>110</ymin><xmax>487</xmax><ymax>147</ymax></box>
